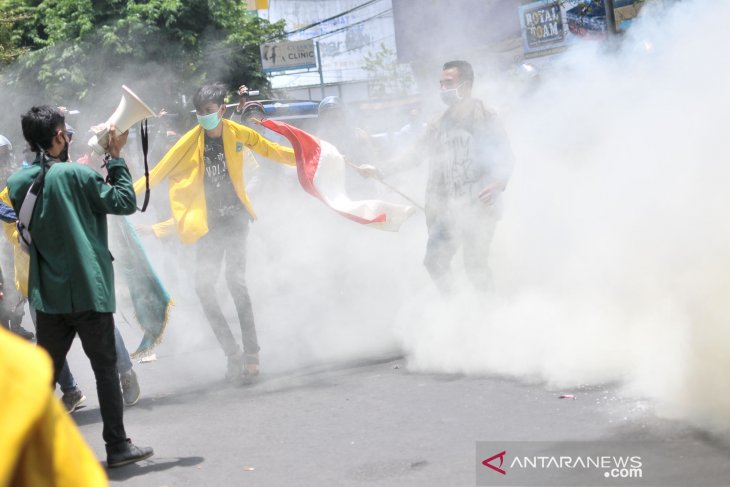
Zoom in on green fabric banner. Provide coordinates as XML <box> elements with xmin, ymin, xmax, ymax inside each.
<box><xmin>111</xmin><ymin>217</ymin><xmax>172</xmax><ymax>358</ymax></box>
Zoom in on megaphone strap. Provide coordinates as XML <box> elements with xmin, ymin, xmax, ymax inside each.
<box><xmin>137</xmin><ymin>119</ymin><xmax>150</xmax><ymax>213</ymax></box>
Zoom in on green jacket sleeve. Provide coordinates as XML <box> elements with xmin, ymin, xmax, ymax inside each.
<box><xmin>88</xmin><ymin>158</ymin><xmax>137</xmax><ymax>215</ymax></box>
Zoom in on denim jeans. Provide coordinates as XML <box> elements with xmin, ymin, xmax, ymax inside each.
<box><xmin>424</xmin><ymin>205</ymin><xmax>498</xmax><ymax>294</ymax></box>
<box><xmin>194</xmin><ymin>215</ymin><xmax>259</xmax><ymax>358</ymax></box>
<box><xmin>114</xmin><ymin>326</ymin><xmax>133</xmax><ymax>374</ymax></box>
<box><xmin>35</xmin><ymin>310</ymin><xmax>127</xmax><ymax>447</ymax></box>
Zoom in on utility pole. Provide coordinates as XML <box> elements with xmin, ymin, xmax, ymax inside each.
<box><xmin>603</xmin><ymin>0</ymin><xmax>618</xmax><ymax>35</ymax></box>
<box><xmin>316</xmin><ymin>41</ymin><xmax>325</xmax><ymax>100</ymax></box>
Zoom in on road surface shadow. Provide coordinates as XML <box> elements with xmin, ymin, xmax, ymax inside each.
<box><xmin>106</xmin><ymin>455</ymin><xmax>205</xmax><ymax>481</ymax></box>
<box><xmin>112</xmin><ymin>352</ymin><xmax>406</xmax><ymax>410</ymax></box>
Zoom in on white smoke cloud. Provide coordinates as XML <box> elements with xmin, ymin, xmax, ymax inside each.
<box><xmin>395</xmin><ymin>0</ymin><xmax>730</xmax><ymax>433</ymax></box>
<box><xmin>7</xmin><ymin>0</ymin><xmax>726</xmax><ymax>438</ymax></box>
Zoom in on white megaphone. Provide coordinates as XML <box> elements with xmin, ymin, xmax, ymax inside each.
<box><xmin>88</xmin><ymin>85</ymin><xmax>156</xmax><ymax>155</ymax></box>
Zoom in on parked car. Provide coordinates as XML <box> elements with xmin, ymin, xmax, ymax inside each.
<box><xmin>225</xmin><ymin>99</ymin><xmax>320</xmax><ymax>132</ymax></box>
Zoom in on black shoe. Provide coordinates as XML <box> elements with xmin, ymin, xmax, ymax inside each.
<box><xmin>106</xmin><ymin>439</ymin><xmax>154</xmax><ymax>468</ymax></box>
<box><xmin>225</xmin><ymin>352</ymin><xmax>245</xmax><ymax>382</ymax></box>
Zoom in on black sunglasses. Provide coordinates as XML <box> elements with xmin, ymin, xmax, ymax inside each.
<box><xmin>57</xmin><ymin>129</ymin><xmax>74</xmax><ymax>142</ymax></box>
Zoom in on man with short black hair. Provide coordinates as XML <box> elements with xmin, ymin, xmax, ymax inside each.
<box><xmin>134</xmin><ymin>83</ymin><xmax>296</xmax><ymax>382</ymax></box>
<box><xmin>423</xmin><ymin>59</ymin><xmax>514</xmax><ymax>293</ymax></box>
<box><xmin>6</xmin><ymin>105</ymin><xmax>153</xmax><ymax>468</ymax></box>
<box><xmin>359</xmin><ymin>60</ymin><xmax>514</xmax><ymax>293</ymax></box>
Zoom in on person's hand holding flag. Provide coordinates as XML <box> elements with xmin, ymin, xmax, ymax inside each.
<box><xmin>352</xmin><ymin>163</ymin><xmax>383</xmax><ymax>180</ymax></box>
<box><xmin>260</xmin><ymin>119</ymin><xmax>415</xmax><ymax>231</ymax></box>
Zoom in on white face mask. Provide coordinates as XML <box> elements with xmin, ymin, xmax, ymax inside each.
<box><xmin>440</xmin><ymin>82</ymin><xmax>464</xmax><ymax>106</ymax></box>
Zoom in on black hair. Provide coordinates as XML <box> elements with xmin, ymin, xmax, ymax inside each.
<box><xmin>193</xmin><ymin>83</ymin><xmax>227</xmax><ymax>111</ymax></box>
<box><xmin>21</xmin><ymin>105</ymin><xmax>65</xmax><ymax>153</ymax></box>
<box><xmin>442</xmin><ymin>60</ymin><xmax>474</xmax><ymax>84</ymax></box>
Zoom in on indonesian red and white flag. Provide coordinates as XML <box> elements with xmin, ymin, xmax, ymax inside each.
<box><xmin>261</xmin><ymin>119</ymin><xmax>415</xmax><ymax>231</ymax></box>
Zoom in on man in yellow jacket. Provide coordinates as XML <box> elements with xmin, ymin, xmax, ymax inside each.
<box><xmin>133</xmin><ymin>83</ymin><xmax>295</xmax><ymax>381</ymax></box>
<box><xmin>0</xmin><ymin>327</ymin><xmax>108</xmax><ymax>486</ymax></box>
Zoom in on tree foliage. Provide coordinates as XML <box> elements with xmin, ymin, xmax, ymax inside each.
<box><xmin>0</xmin><ymin>2</ymin><xmax>31</xmax><ymax>64</ymax></box>
<box><xmin>363</xmin><ymin>44</ymin><xmax>416</xmax><ymax>99</ymax></box>
<box><xmin>0</xmin><ymin>0</ymin><xmax>286</xmax><ymax>108</ymax></box>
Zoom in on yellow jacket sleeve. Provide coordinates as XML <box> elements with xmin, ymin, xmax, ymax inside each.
<box><xmin>0</xmin><ymin>187</ymin><xmax>29</xmax><ymax>297</ymax></box>
<box><xmin>240</xmin><ymin>124</ymin><xmax>296</xmax><ymax>166</ymax></box>
<box><xmin>0</xmin><ymin>328</ymin><xmax>108</xmax><ymax>486</ymax></box>
<box><xmin>152</xmin><ymin>218</ymin><xmax>176</xmax><ymax>239</ymax></box>
<box><xmin>129</xmin><ymin>120</ymin><xmax>296</xmax><ymax>244</ymax></box>
<box><xmin>133</xmin><ymin>125</ymin><xmax>201</xmax><ymax>195</ymax></box>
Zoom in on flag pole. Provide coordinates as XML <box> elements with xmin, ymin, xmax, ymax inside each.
<box><xmin>253</xmin><ymin>117</ymin><xmax>425</xmax><ymax>212</ymax></box>
<box><xmin>343</xmin><ymin>159</ymin><xmax>424</xmax><ymax>212</ymax></box>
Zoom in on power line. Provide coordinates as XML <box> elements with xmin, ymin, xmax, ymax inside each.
<box><xmin>206</xmin><ymin>3</ymin><xmax>393</xmax><ymax>75</ymax></box>
<box><xmin>283</xmin><ymin>0</ymin><xmax>384</xmax><ymax>36</ymax></box>
<box><xmin>206</xmin><ymin>7</ymin><xmax>393</xmax><ymax>60</ymax></box>
<box><xmin>302</xmin><ymin>9</ymin><xmax>393</xmax><ymax>41</ymax></box>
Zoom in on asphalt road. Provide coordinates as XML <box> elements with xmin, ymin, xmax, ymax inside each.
<box><xmin>60</xmin><ymin>340</ymin><xmax>730</xmax><ymax>487</ymax></box>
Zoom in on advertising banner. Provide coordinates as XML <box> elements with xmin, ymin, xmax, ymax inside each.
<box><xmin>266</xmin><ymin>0</ymin><xmax>397</xmax><ymax>86</ymax></box>
<box><xmin>260</xmin><ymin>39</ymin><xmax>317</xmax><ymax>73</ymax></box>
<box><xmin>519</xmin><ymin>0</ymin><xmax>607</xmax><ymax>59</ymax></box>
<box><xmin>613</xmin><ymin>0</ymin><xmax>648</xmax><ymax>31</ymax></box>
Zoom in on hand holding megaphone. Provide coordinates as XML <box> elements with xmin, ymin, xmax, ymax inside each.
<box><xmin>106</xmin><ymin>125</ymin><xmax>129</xmax><ymax>159</ymax></box>
<box><xmin>88</xmin><ymin>85</ymin><xmax>156</xmax><ymax>155</ymax></box>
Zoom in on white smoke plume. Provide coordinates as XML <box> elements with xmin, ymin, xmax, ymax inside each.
<box><xmin>4</xmin><ymin>0</ymin><xmax>727</xmax><ymax>438</ymax></box>
<box><xmin>396</xmin><ymin>0</ymin><xmax>730</xmax><ymax>434</ymax></box>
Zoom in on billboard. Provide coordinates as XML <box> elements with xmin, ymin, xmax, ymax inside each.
<box><xmin>613</xmin><ymin>0</ymin><xmax>648</xmax><ymax>31</ymax></box>
<box><xmin>519</xmin><ymin>0</ymin><xmax>607</xmax><ymax>59</ymax></box>
<box><xmin>265</xmin><ymin>0</ymin><xmax>397</xmax><ymax>87</ymax></box>
<box><xmin>565</xmin><ymin>1</ymin><xmax>607</xmax><ymax>39</ymax></box>
<box><xmin>521</xmin><ymin>1</ymin><xmax>565</xmax><ymax>53</ymax></box>
<box><xmin>260</xmin><ymin>40</ymin><xmax>317</xmax><ymax>73</ymax></box>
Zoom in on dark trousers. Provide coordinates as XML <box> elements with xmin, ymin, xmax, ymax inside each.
<box><xmin>424</xmin><ymin>206</ymin><xmax>498</xmax><ymax>294</ymax></box>
<box><xmin>194</xmin><ymin>215</ymin><xmax>259</xmax><ymax>358</ymax></box>
<box><xmin>36</xmin><ymin>310</ymin><xmax>127</xmax><ymax>448</ymax></box>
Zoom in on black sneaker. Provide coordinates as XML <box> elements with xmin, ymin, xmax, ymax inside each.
<box><xmin>61</xmin><ymin>388</ymin><xmax>87</xmax><ymax>413</ymax></box>
<box><xmin>225</xmin><ymin>352</ymin><xmax>244</xmax><ymax>382</ymax></box>
<box><xmin>106</xmin><ymin>439</ymin><xmax>154</xmax><ymax>468</ymax></box>
<box><xmin>120</xmin><ymin>369</ymin><xmax>141</xmax><ymax>407</ymax></box>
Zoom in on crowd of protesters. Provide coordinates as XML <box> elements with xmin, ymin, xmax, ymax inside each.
<box><xmin>0</xmin><ymin>59</ymin><xmax>513</xmax><ymax>483</ymax></box>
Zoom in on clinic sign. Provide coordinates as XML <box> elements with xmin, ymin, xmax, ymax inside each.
<box><xmin>519</xmin><ymin>0</ymin><xmax>566</xmax><ymax>57</ymax></box>
<box><xmin>260</xmin><ymin>39</ymin><xmax>316</xmax><ymax>72</ymax></box>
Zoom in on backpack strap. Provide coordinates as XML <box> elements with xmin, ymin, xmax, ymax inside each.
<box><xmin>16</xmin><ymin>158</ymin><xmax>48</xmax><ymax>253</ymax></box>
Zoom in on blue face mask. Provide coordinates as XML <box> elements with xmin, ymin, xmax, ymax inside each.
<box><xmin>197</xmin><ymin>110</ymin><xmax>221</xmax><ymax>130</ymax></box>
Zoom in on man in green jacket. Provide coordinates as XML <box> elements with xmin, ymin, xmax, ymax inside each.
<box><xmin>6</xmin><ymin>105</ymin><xmax>153</xmax><ymax>468</ymax></box>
